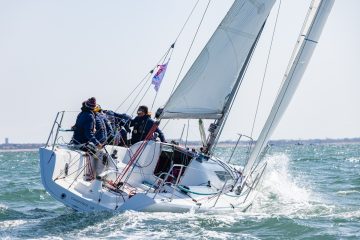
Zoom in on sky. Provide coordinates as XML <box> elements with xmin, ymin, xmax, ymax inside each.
<box><xmin>0</xmin><ymin>0</ymin><xmax>359</xmax><ymax>144</ymax></box>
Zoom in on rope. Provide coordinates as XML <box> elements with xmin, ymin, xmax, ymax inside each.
<box><xmin>250</xmin><ymin>0</ymin><xmax>282</xmax><ymax>138</ymax></box>
<box><xmin>177</xmin><ymin>185</ymin><xmax>219</xmax><ymax>196</ymax></box>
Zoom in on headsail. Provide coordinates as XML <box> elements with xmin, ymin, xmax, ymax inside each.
<box><xmin>243</xmin><ymin>0</ymin><xmax>335</xmax><ymax>176</ymax></box>
<box><xmin>161</xmin><ymin>0</ymin><xmax>276</xmax><ymax>120</ymax></box>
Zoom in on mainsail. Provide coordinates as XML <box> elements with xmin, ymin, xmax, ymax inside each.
<box><xmin>243</xmin><ymin>0</ymin><xmax>335</xmax><ymax>176</ymax></box>
<box><xmin>161</xmin><ymin>0</ymin><xmax>276</xmax><ymax>120</ymax></box>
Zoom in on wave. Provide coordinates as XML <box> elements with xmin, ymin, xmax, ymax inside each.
<box><xmin>346</xmin><ymin>157</ymin><xmax>360</xmax><ymax>163</ymax></box>
<box><xmin>336</xmin><ymin>190</ymin><xmax>360</xmax><ymax>195</ymax></box>
<box><xmin>248</xmin><ymin>153</ymin><xmax>335</xmax><ymax>218</ymax></box>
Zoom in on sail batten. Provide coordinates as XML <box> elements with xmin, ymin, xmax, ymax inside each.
<box><xmin>161</xmin><ymin>0</ymin><xmax>276</xmax><ymax>120</ymax></box>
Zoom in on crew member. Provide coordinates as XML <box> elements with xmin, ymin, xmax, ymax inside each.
<box><xmin>71</xmin><ymin>97</ymin><xmax>102</xmax><ymax>151</ymax></box>
<box><xmin>130</xmin><ymin>105</ymin><xmax>165</xmax><ymax>144</ymax></box>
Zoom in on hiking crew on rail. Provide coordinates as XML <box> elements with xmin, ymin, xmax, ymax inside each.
<box><xmin>71</xmin><ymin>98</ymin><xmax>165</xmax><ymax>151</ymax></box>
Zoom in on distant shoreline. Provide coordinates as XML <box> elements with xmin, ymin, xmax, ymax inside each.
<box><xmin>0</xmin><ymin>137</ymin><xmax>359</xmax><ymax>151</ymax></box>
<box><xmin>0</xmin><ymin>148</ymin><xmax>39</xmax><ymax>153</ymax></box>
<box><xmin>0</xmin><ymin>143</ymin><xmax>43</xmax><ymax>152</ymax></box>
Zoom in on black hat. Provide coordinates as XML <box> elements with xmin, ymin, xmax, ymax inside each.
<box><xmin>84</xmin><ymin>97</ymin><xmax>96</xmax><ymax>110</ymax></box>
<box><xmin>137</xmin><ymin>105</ymin><xmax>148</xmax><ymax>114</ymax></box>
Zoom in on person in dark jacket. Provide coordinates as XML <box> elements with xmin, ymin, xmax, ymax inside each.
<box><xmin>130</xmin><ymin>105</ymin><xmax>165</xmax><ymax>145</ymax></box>
<box><xmin>94</xmin><ymin>105</ymin><xmax>114</xmax><ymax>145</ymax></box>
<box><xmin>115</xmin><ymin>113</ymin><xmax>131</xmax><ymax>146</ymax></box>
<box><xmin>72</xmin><ymin>97</ymin><xmax>101</xmax><ymax>150</ymax></box>
<box><xmin>104</xmin><ymin>110</ymin><xmax>131</xmax><ymax>146</ymax></box>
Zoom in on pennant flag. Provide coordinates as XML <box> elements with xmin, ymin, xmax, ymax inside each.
<box><xmin>151</xmin><ymin>62</ymin><xmax>168</xmax><ymax>92</ymax></box>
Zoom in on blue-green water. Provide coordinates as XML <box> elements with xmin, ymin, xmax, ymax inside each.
<box><xmin>1</xmin><ymin>143</ymin><xmax>359</xmax><ymax>239</ymax></box>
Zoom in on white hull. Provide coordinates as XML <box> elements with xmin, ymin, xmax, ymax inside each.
<box><xmin>39</xmin><ymin>142</ymin><xmax>262</xmax><ymax>213</ymax></box>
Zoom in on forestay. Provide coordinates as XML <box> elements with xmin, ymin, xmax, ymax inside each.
<box><xmin>243</xmin><ymin>0</ymin><xmax>335</xmax><ymax>176</ymax></box>
<box><xmin>161</xmin><ymin>0</ymin><xmax>276</xmax><ymax>119</ymax></box>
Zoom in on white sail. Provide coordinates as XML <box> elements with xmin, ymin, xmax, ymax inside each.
<box><xmin>243</xmin><ymin>0</ymin><xmax>335</xmax><ymax>176</ymax></box>
<box><xmin>161</xmin><ymin>0</ymin><xmax>276</xmax><ymax>119</ymax></box>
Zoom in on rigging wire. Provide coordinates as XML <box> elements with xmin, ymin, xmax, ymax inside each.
<box><xmin>276</xmin><ymin>0</ymin><xmax>315</xmax><ymax>98</ymax></box>
<box><xmin>169</xmin><ymin>0</ymin><xmax>212</xmax><ymax>96</ymax></box>
<box><xmin>114</xmin><ymin>0</ymin><xmax>202</xmax><ymax>114</ymax></box>
<box><xmin>174</xmin><ymin>0</ymin><xmax>201</xmax><ymax>43</ymax></box>
<box><xmin>161</xmin><ymin>119</ymin><xmax>171</xmax><ymax>131</ymax></box>
<box><xmin>125</xmin><ymin>75</ymin><xmax>153</xmax><ymax>114</ymax></box>
<box><xmin>250</xmin><ymin>0</ymin><xmax>282</xmax><ymax>138</ymax></box>
<box><xmin>131</xmin><ymin>47</ymin><xmax>174</xmax><ymax>115</ymax></box>
<box><xmin>150</xmin><ymin>56</ymin><xmax>172</xmax><ymax>111</ymax></box>
<box><xmin>115</xmin><ymin>46</ymin><xmax>172</xmax><ymax>113</ymax></box>
<box><xmin>158</xmin><ymin>1</ymin><xmax>212</xmax><ymax>136</ymax></box>
<box><xmin>131</xmin><ymin>83</ymin><xmax>153</xmax><ymax>116</ymax></box>
<box><xmin>115</xmin><ymin>72</ymin><xmax>151</xmax><ymax>113</ymax></box>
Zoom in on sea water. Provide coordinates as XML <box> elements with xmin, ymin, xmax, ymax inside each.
<box><xmin>0</xmin><ymin>143</ymin><xmax>359</xmax><ymax>239</ymax></box>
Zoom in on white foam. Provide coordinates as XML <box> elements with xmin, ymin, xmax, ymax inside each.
<box><xmin>336</xmin><ymin>190</ymin><xmax>360</xmax><ymax>195</ymax></box>
<box><xmin>346</xmin><ymin>157</ymin><xmax>360</xmax><ymax>163</ymax></box>
<box><xmin>78</xmin><ymin>211</ymin><xmax>255</xmax><ymax>239</ymax></box>
<box><xmin>333</xmin><ymin>209</ymin><xmax>360</xmax><ymax>220</ymax></box>
<box><xmin>0</xmin><ymin>220</ymin><xmax>27</xmax><ymax>228</ymax></box>
<box><xmin>248</xmin><ymin>153</ymin><xmax>325</xmax><ymax>217</ymax></box>
<box><xmin>0</xmin><ymin>203</ymin><xmax>8</xmax><ymax>210</ymax></box>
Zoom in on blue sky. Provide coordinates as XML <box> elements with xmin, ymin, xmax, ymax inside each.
<box><xmin>0</xmin><ymin>0</ymin><xmax>359</xmax><ymax>143</ymax></box>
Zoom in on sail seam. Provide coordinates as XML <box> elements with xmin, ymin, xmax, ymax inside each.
<box><xmin>220</xmin><ymin>26</ymin><xmax>256</xmax><ymax>39</ymax></box>
<box><xmin>304</xmin><ymin>38</ymin><xmax>318</xmax><ymax>44</ymax></box>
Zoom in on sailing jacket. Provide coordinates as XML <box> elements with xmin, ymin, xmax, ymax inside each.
<box><xmin>104</xmin><ymin>110</ymin><xmax>131</xmax><ymax>145</ymax></box>
<box><xmin>95</xmin><ymin>112</ymin><xmax>115</xmax><ymax>145</ymax></box>
<box><xmin>130</xmin><ymin>115</ymin><xmax>165</xmax><ymax>144</ymax></box>
<box><xmin>72</xmin><ymin>109</ymin><xmax>100</xmax><ymax>146</ymax></box>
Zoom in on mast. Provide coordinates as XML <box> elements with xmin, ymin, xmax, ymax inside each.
<box><xmin>205</xmin><ymin>22</ymin><xmax>266</xmax><ymax>155</ymax></box>
<box><xmin>243</xmin><ymin>0</ymin><xmax>335</xmax><ymax>176</ymax></box>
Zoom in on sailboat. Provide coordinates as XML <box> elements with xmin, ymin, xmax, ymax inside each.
<box><xmin>39</xmin><ymin>0</ymin><xmax>334</xmax><ymax>212</ymax></box>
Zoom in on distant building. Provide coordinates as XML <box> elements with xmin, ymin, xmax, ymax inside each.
<box><xmin>5</xmin><ymin>138</ymin><xmax>9</xmax><ymax>145</ymax></box>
